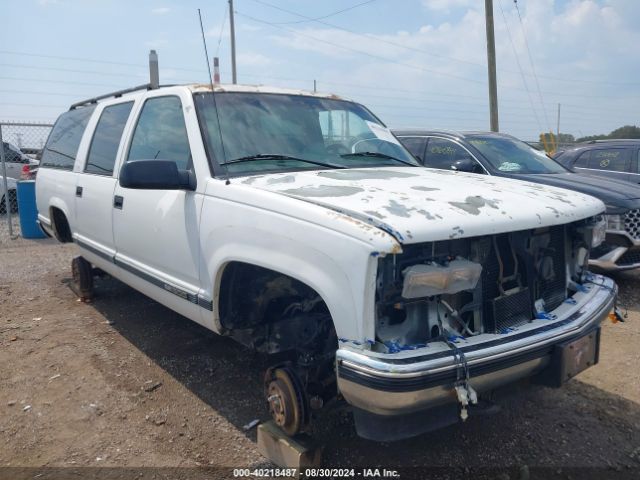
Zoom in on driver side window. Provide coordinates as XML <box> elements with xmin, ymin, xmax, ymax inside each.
<box><xmin>424</xmin><ymin>138</ymin><xmax>479</xmax><ymax>171</ymax></box>
<box><xmin>128</xmin><ymin>96</ymin><xmax>192</xmax><ymax>170</ymax></box>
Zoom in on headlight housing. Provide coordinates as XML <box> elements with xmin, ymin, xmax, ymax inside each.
<box><xmin>401</xmin><ymin>258</ymin><xmax>482</xmax><ymax>299</ymax></box>
<box><xmin>606</xmin><ymin>214</ymin><xmax>623</xmax><ymax>231</ymax></box>
<box><xmin>592</xmin><ymin>216</ymin><xmax>607</xmax><ymax>247</ymax></box>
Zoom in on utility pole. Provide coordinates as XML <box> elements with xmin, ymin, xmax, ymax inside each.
<box><xmin>484</xmin><ymin>0</ymin><xmax>499</xmax><ymax>132</ymax></box>
<box><xmin>229</xmin><ymin>0</ymin><xmax>237</xmax><ymax>84</ymax></box>
<box><xmin>556</xmin><ymin>103</ymin><xmax>561</xmax><ymax>144</ymax></box>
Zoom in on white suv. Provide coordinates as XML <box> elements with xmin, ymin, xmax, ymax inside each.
<box><xmin>36</xmin><ymin>84</ymin><xmax>615</xmax><ymax>441</ymax></box>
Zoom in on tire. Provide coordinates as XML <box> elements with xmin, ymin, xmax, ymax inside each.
<box><xmin>71</xmin><ymin>256</ymin><xmax>94</xmax><ymax>300</ymax></box>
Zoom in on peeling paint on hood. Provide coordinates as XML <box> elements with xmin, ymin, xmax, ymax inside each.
<box><xmin>239</xmin><ymin>167</ymin><xmax>605</xmax><ymax>244</ymax></box>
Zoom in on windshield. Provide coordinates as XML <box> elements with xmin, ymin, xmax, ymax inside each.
<box><xmin>194</xmin><ymin>92</ymin><xmax>418</xmax><ymax>176</ymax></box>
<box><xmin>467</xmin><ymin>135</ymin><xmax>568</xmax><ymax>174</ymax></box>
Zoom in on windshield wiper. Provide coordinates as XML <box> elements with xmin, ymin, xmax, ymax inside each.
<box><xmin>225</xmin><ymin>154</ymin><xmax>344</xmax><ymax>169</ymax></box>
<box><xmin>340</xmin><ymin>151</ymin><xmax>416</xmax><ymax>167</ymax></box>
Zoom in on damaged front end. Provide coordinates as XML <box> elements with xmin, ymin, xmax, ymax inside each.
<box><xmin>374</xmin><ymin>216</ymin><xmax>605</xmax><ymax>349</ymax></box>
<box><xmin>336</xmin><ymin>215</ymin><xmax>616</xmax><ymax>441</ymax></box>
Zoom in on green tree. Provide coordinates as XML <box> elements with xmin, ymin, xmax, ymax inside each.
<box><xmin>575</xmin><ymin>125</ymin><xmax>640</xmax><ymax>142</ymax></box>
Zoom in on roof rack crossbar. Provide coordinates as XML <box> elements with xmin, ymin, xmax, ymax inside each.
<box><xmin>69</xmin><ymin>83</ymin><xmax>154</xmax><ymax>110</ymax></box>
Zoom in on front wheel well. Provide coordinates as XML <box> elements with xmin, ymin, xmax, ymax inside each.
<box><xmin>50</xmin><ymin>207</ymin><xmax>72</xmax><ymax>243</ymax></box>
<box><xmin>218</xmin><ymin>262</ymin><xmax>336</xmax><ymax>356</ymax></box>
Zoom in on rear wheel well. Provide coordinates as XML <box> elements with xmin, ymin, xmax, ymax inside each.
<box><xmin>218</xmin><ymin>262</ymin><xmax>336</xmax><ymax>356</ymax></box>
<box><xmin>50</xmin><ymin>207</ymin><xmax>72</xmax><ymax>243</ymax></box>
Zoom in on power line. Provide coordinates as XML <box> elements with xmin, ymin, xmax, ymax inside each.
<box><xmin>247</xmin><ymin>0</ymin><xmax>488</xmax><ymax>69</ymax></box>
<box><xmin>512</xmin><ymin>0</ymin><xmax>551</xmax><ymax>131</ymax></box>
<box><xmin>215</xmin><ymin>3</ymin><xmax>229</xmax><ymax>57</ymax></box>
<box><xmin>269</xmin><ymin>0</ymin><xmax>378</xmax><ymax>25</ymax></box>
<box><xmin>497</xmin><ymin>0</ymin><xmax>542</xmax><ymax>132</ymax></box>
<box><xmin>235</xmin><ymin>10</ymin><xmax>486</xmax><ymax>85</ymax></box>
<box><xmin>246</xmin><ymin>0</ymin><xmax>640</xmax><ymax>87</ymax></box>
<box><xmin>0</xmin><ymin>50</ymin><xmax>203</xmax><ymax>73</ymax></box>
<box><xmin>0</xmin><ymin>76</ymin><xmax>123</xmax><ymax>88</ymax></box>
<box><xmin>0</xmin><ymin>63</ymin><xmax>148</xmax><ymax>79</ymax></box>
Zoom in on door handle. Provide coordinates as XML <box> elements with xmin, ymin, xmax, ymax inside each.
<box><xmin>76</xmin><ymin>186</ymin><xmax>83</xmax><ymax>198</ymax></box>
<box><xmin>113</xmin><ymin>195</ymin><xmax>124</xmax><ymax>210</ymax></box>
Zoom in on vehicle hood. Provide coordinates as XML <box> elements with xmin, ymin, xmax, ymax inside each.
<box><xmin>240</xmin><ymin>167</ymin><xmax>604</xmax><ymax>244</ymax></box>
<box><xmin>504</xmin><ymin>172</ymin><xmax>640</xmax><ymax>213</ymax></box>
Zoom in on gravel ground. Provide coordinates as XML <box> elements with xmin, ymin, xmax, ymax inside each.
<box><xmin>1</xmin><ymin>237</ymin><xmax>639</xmax><ymax>479</ymax></box>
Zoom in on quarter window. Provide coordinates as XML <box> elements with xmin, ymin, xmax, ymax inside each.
<box><xmin>85</xmin><ymin>102</ymin><xmax>133</xmax><ymax>176</ymax></box>
<box><xmin>41</xmin><ymin>106</ymin><xmax>96</xmax><ymax>170</ymax></box>
<box><xmin>588</xmin><ymin>148</ymin><xmax>630</xmax><ymax>172</ymax></box>
<box><xmin>127</xmin><ymin>96</ymin><xmax>191</xmax><ymax>169</ymax></box>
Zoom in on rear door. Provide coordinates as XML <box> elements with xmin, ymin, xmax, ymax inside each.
<box><xmin>575</xmin><ymin>147</ymin><xmax>633</xmax><ymax>183</ymax></box>
<box><xmin>75</xmin><ymin>101</ymin><xmax>135</xmax><ymax>259</ymax></box>
<box><xmin>423</xmin><ymin>137</ymin><xmax>485</xmax><ymax>173</ymax></box>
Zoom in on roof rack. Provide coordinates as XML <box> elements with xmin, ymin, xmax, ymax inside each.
<box><xmin>69</xmin><ymin>83</ymin><xmax>156</xmax><ymax>110</ymax></box>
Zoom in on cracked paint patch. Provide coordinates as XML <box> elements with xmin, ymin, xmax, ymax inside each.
<box><xmin>449</xmin><ymin>196</ymin><xmax>500</xmax><ymax>215</ymax></box>
<box><xmin>317</xmin><ymin>170</ymin><xmax>419</xmax><ymax>181</ymax></box>
<box><xmin>266</xmin><ymin>175</ymin><xmax>296</xmax><ymax>185</ymax></box>
<box><xmin>281</xmin><ymin>185</ymin><xmax>364</xmax><ymax>197</ymax></box>
<box><xmin>383</xmin><ymin>199</ymin><xmax>414</xmax><ymax>218</ymax></box>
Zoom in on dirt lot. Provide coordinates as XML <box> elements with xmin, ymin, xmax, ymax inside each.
<box><xmin>1</xmin><ymin>237</ymin><xmax>640</xmax><ymax>478</ymax></box>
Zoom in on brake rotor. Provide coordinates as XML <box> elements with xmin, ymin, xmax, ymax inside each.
<box><xmin>265</xmin><ymin>367</ymin><xmax>306</xmax><ymax>436</ymax></box>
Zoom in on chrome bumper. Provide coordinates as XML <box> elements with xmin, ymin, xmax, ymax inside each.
<box><xmin>336</xmin><ymin>276</ymin><xmax>617</xmax><ymax>416</ymax></box>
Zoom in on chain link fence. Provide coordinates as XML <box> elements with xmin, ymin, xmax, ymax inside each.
<box><xmin>1</xmin><ymin>122</ymin><xmax>54</xmax><ymax>241</ymax></box>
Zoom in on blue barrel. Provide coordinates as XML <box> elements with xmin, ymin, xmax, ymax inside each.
<box><xmin>16</xmin><ymin>180</ymin><xmax>46</xmax><ymax>239</ymax></box>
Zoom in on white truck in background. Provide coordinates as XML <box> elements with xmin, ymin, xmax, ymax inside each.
<box><xmin>36</xmin><ymin>83</ymin><xmax>616</xmax><ymax>441</ymax></box>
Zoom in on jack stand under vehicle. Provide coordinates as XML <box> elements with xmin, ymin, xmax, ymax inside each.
<box><xmin>71</xmin><ymin>256</ymin><xmax>94</xmax><ymax>302</ymax></box>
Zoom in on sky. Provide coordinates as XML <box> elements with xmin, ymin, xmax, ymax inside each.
<box><xmin>1</xmin><ymin>0</ymin><xmax>639</xmax><ymax>142</ymax></box>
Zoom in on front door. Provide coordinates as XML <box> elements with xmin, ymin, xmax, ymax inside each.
<box><xmin>112</xmin><ymin>94</ymin><xmax>203</xmax><ymax>314</ymax></box>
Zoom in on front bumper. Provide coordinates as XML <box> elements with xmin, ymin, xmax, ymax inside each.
<box><xmin>336</xmin><ymin>275</ymin><xmax>616</xmax><ymax>417</ymax></box>
<box><xmin>590</xmin><ymin>230</ymin><xmax>640</xmax><ymax>271</ymax></box>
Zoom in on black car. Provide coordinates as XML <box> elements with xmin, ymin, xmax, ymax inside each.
<box><xmin>393</xmin><ymin>129</ymin><xmax>640</xmax><ymax>272</ymax></box>
<box><xmin>553</xmin><ymin>139</ymin><xmax>640</xmax><ymax>185</ymax></box>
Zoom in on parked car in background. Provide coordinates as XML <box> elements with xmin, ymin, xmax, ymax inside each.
<box><xmin>0</xmin><ymin>175</ymin><xmax>17</xmax><ymax>214</ymax></box>
<box><xmin>553</xmin><ymin>139</ymin><xmax>640</xmax><ymax>185</ymax></box>
<box><xmin>2</xmin><ymin>141</ymin><xmax>39</xmax><ymax>180</ymax></box>
<box><xmin>35</xmin><ymin>85</ymin><xmax>615</xmax><ymax>441</ymax></box>
<box><xmin>394</xmin><ymin>130</ymin><xmax>640</xmax><ymax>272</ymax></box>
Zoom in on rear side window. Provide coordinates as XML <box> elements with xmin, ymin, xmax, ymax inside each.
<box><xmin>85</xmin><ymin>102</ymin><xmax>133</xmax><ymax>176</ymax></box>
<box><xmin>127</xmin><ymin>96</ymin><xmax>191</xmax><ymax>170</ymax></box>
<box><xmin>589</xmin><ymin>148</ymin><xmax>630</xmax><ymax>172</ymax></box>
<box><xmin>41</xmin><ymin>106</ymin><xmax>96</xmax><ymax>170</ymax></box>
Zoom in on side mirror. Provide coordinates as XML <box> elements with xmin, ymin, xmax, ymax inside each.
<box><xmin>451</xmin><ymin>157</ymin><xmax>482</xmax><ymax>174</ymax></box>
<box><xmin>119</xmin><ymin>160</ymin><xmax>196</xmax><ymax>190</ymax></box>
